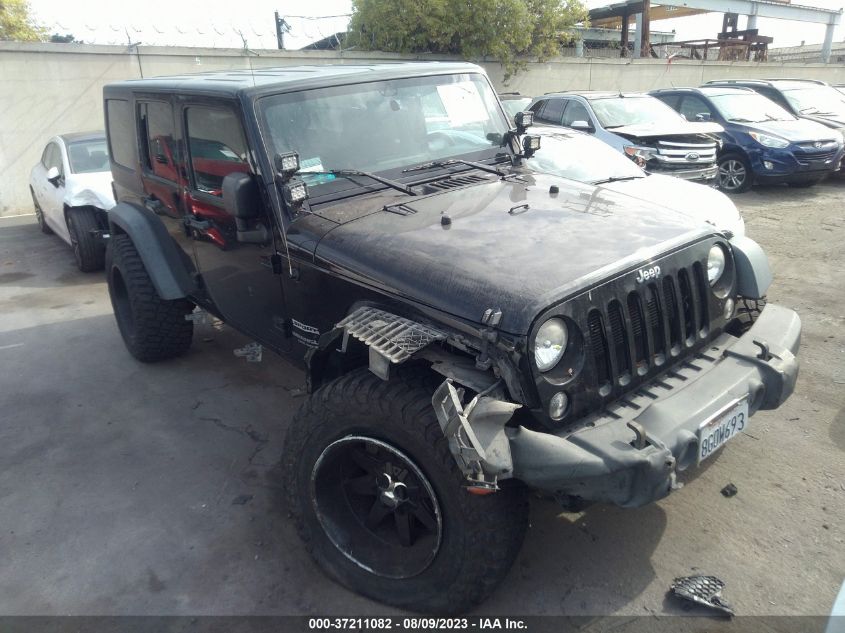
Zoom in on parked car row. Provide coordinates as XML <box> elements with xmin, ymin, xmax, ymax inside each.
<box><xmin>504</xmin><ymin>77</ymin><xmax>845</xmax><ymax>194</ymax></box>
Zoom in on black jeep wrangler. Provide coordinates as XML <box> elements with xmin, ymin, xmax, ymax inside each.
<box><xmin>102</xmin><ymin>63</ymin><xmax>800</xmax><ymax>614</ymax></box>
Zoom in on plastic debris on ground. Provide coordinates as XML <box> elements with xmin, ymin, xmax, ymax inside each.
<box><xmin>670</xmin><ymin>575</ymin><xmax>734</xmax><ymax>616</ymax></box>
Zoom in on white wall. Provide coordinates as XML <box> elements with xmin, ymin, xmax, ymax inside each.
<box><xmin>4</xmin><ymin>41</ymin><xmax>845</xmax><ymax>216</ymax></box>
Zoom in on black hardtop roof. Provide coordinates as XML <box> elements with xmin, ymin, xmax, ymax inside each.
<box><xmin>103</xmin><ymin>62</ymin><xmax>485</xmax><ymax>99</ymax></box>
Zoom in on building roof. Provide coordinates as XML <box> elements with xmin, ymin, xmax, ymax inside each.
<box><xmin>103</xmin><ymin>62</ymin><xmax>484</xmax><ymax>99</ymax></box>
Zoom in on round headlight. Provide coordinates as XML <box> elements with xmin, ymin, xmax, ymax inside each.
<box><xmin>707</xmin><ymin>245</ymin><xmax>726</xmax><ymax>286</ymax></box>
<box><xmin>535</xmin><ymin>318</ymin><xmax>568</xmax><ymax>372</ymax></box>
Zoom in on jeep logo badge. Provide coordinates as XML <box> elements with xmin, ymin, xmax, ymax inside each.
<box><xmin>685</xmin><ymin>152</ymin><xmax>700</xmax><ymax>161</ymax></box>
<box><xmin>636</xmin><ymin>265</ymin><xmax>661</xmax><ymax>283</ymax></box>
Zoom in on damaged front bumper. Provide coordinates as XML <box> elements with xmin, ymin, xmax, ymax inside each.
<box><xmin>433</xmin><ymin>303</ymin><xmax>800</xmax><ymax>507</ymax></box>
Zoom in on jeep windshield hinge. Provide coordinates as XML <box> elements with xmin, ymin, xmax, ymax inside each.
<box><xmin>475</xmin><ymin>308</ymin><xmax>502</xmax><ymax>371</ymax></box>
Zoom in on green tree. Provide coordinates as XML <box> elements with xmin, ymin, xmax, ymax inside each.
<box><xmin>0</xmin><ymin>0</ymin><xmax>46</xmax><ymax>42</ymax></box>
<box><xmin>347</xmin><ymin>0</ymin><xmax>588</xmax><ymax>79</ymax></box>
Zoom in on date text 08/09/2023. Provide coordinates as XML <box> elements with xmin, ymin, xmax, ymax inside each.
<box><xmin>308</xmin><ymin>617</ymin><xmax>529</xmax><ymax>630</ymax></box>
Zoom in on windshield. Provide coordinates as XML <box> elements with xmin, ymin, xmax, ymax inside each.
<box><xmin>782</xmin><ymin>85</ymin><xmax>845</xmax><ymax>116</ymax></box>
<box><xmin>67</xmin><ymin>139</ymin><xmax>110</xmax><ymax>174</ymax></box>
<box><xmin>500</xmin><ymin>97</ymin><xmax>533</xmax><ymax>121</ymax></box>
<box><xmin>709</xmin><ymin>92</ymin><xmax>795</xmax><ymax>123</ymax></box>
<box><xmin>257</xmin><ymin>73</ymin><xmax>510</xmax><ymax>189</ymax></box>
<box><xmin>591</xmin><ymin>96</ymin><xmax>685</xmax><ymax>128</ymax></box>
<box><xmin>525</xmin><ymin>134</ymin><xmax>643</xmax><ymax>183</ymax></box>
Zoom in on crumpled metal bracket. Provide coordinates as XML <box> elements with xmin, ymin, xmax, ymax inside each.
<box><xmin>432</xmin><ymin>379</ymin><xmax>520</xmax><ymax>490</ymax></box>
<box><xmin>337</xmin><ymin>307</ymin><xmax>447</xmax><ymax>380</ymax></box>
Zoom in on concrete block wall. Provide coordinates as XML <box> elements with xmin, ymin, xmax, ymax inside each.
<box><xmin>3</xmin><ymin>41</ymin><xmax>845</xmax><ymax>216</ymax></box>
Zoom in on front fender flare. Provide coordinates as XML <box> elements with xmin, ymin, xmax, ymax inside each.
<box><xmin>108</xmin><ymin>202</ymin><xmax>197</xmax><ymax>300</ymax></box>
<box><xmin>729</xmin><ymin>236</ymin><xmax>772</xmax><ymax>299</ymax></box>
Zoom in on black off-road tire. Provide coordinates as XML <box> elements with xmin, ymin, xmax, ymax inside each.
<box><xmin>726</xmin><ymin>296</ymin><xmax>767</xmax><ymax>337</ymax></box>
<box><xmin>106</xmin><ymin>233</ymin><xmax>194</xmax><ymax>362</ymax></box>
<box><xmin>31</xmin><ymin>188</ymin><xmax>52</xmax><ymax>234</ymax></box>
<box><xmin>283</xmin><ymin>367</ymin><xmax>529</xmax><ymax>614</ymax></box>
<box><xmin>67</xmin><ymin>207</ymin><xmax>105</xmax><ymax>272</ymax></box>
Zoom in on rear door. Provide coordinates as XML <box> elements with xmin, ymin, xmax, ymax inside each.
<box><xmin>136</xmin><ymin>97</ymin><xmax>195</xmax><ymax>258</ymax></box>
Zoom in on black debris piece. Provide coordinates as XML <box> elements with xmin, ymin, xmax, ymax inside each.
<box><xmin>721</xmin><ymin>483</ymin><xmax>738</xmax><ymax>497</ymax></box>
<box><xmin>231</xmin><ymin>494</ymin><xmax>254</xmax><ymax>506</ymax></box>
<box><xmin>670</xmin><ymin>575</ymin><xmax>734</xmax><ymax>616</ymax></box>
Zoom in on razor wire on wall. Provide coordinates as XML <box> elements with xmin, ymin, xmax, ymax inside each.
<box><xmin>40</xmin><ymin>14</ymin><xmax>352</xmax><ymax>50</ymax></box>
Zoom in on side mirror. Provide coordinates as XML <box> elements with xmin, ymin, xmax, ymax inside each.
<box><xmin>46</xmin><ymin>166</ymin><xmax>61</xmax><ymax>187</ymax></box>
<box><xmin>222</xmin><ymin>172</ymin><xmax>267</xmax><ymax>244</ymax></box>
<box><xmin>570</xmin><ymin>120</ymin><xmax>593</xmax><ymax>132</ymax></box>
<box><xmin>695</xmin><ymin>112</ymin><xmax>712</xmax><ymax>122</ymax></box>
<box><xmin>223</xmin><ymin>172</ymin><xmax>260</xmax><ymax>219</ymax></box>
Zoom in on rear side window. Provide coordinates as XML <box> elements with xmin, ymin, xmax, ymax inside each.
<box><xmin>139</xmin><ymin>101</ymin><xmax>177</xmax><ymax>182</ymax></box>
<box><xmin>185</xmin><ymin>106</ymin><xmax>250</xmax><ymax>197</ymax></box>
<box><xmin>106</xmin><ymin>99</ymin><xmax>135</xmax><ymax>169</ymax></box>
<box><xmin>537</xmin><ymin>98</ymin><xmax>566</xmax><ymax>125</ymax></box>
<box><xmin>656</xmin><ymin>94</ymin><xmax>681</xmax><ymax>111</ymax></box>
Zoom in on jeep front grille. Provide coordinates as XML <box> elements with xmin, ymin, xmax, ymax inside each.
<box><xmin>585</xmin><ymin>261</ymin><xmax>710</xmax><ymax>397</ymax></box>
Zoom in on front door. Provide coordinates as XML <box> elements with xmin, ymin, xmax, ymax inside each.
<box><xmin>180</xmin><ymin>101</ymin><xmax>291</xmax><ymax>353</ymax></box>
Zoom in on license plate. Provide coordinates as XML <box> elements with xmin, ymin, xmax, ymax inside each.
<box><xmin>698</xmin><ymin>399</ymin><xmax>749</xmax><ymax>463</ymax></box>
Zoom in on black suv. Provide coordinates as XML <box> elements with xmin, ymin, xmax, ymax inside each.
<box><xmin>102</xmin><ymin>63</ymin><xmax>800</xmax><ymax>614</ymax></box>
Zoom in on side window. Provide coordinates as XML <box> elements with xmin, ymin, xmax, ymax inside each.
<box><xmin>761</xmin><ymin>88</ymin><xmax>790</xmax><ymax>110</ymax></box>
<box><xmin>530</xmin><ymin>100</ymin><xmax>546</xmax><ymax>117</ymax></box>
<box><xmin>44</xmin><ymin>143</ymin><xmax>62</xmax><ymax>173</ymax></box>
<box><xmin>185</xmin><ymin>106</ymin><xmax>250</xmax><ymax>197</ymax></box>
<box><xmin>679</xmin><ymin>96</ymin><xmax>713</xmax><ymax>122</ymax></box>
<box><xmin>561</xmin><ymin>100</ymin><xmax>591</xmax><ymax>127</ymax></box>
<box><xmin>656</xmin><ymin>94</ymin><xmax>681</xmax><ymax>111</ymax></box>
<box><xmin>537</xmin><ymin>98</ymin><xmax>565</xmax><ymax>125</ymax></box>
<box><xmin>139</xmin><ymin>101</ymin><xmax>177</xmax><ymax>182</ymax></box>
<box><xmin>106</xmin><ymin>99</ymin><xmax>135</xmax><ymax>169</ymax></box>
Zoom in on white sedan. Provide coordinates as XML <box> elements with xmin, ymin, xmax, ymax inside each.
<box><xmin>29</xmin><ymin>132</ymin><xmax>115</xmax><ymax>272</ymax></box>
<box><xmin>525</xmin><ymin>126</ymin><xmax>745</xmax><ymax>238</ymax></box>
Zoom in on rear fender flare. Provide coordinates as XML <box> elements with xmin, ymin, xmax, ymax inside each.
<box><xmin>107</xmin><ymin>202</ymin><xmax>197</xmax><ymax>300</ymax></box>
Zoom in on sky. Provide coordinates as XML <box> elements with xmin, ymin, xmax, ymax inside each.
<box><xmin>27</xmin><ymin>0</ymin><xmax>845</xmax><ymax>51</ymax></box>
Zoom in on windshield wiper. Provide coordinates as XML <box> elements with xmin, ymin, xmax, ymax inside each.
<box><xmin>592</xmin><ymin>175</ymin><xmax>644</xmax><ymax>185</ymax></box>
<box><xmin>402</xmin><ymin>158</ymin><xmax>507</xmax><ymax>177</ymax></box>
<box><xmin>300</xmin><ymin>169</ymin><xmax>416</xmax><ymax>196</ymax></box>
<box><xmin>728</xmin><ymin>117</ymin><xmax>757</xmax><ymax>123</ymax></box>
<box><xmin>799</xmin><ymin>107</ymin><xmax>820</xmax><ymax>114</ymax></box>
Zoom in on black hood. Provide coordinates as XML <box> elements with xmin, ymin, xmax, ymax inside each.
<box><xmin>314</xmin><ymin>174</ymin><xmax>713</xmax><ymax>335</ymax></box>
